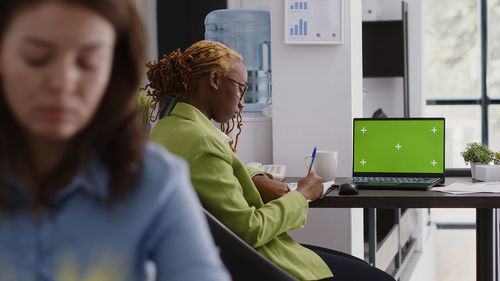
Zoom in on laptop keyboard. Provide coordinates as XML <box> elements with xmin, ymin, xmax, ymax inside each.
<box><xmin>353</xmin><ymin>177</ymin><xmax>440</xmax><ymax>184</ymax></box>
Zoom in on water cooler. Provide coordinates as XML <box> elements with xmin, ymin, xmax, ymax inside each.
<box><xmin>205</xmin><ymin>9</ymin><xmax>272</xmax><ymax>112</ymax></box>
<box><xmin>205</xmin><ymin>9</ymin><xmax>273</xmax><ymax>164</ymax></box>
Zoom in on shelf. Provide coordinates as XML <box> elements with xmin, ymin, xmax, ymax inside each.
<box><xmin>364</xmin><ymin>208</ymin><xmax>419</xmax><ymax>277</ymax></box>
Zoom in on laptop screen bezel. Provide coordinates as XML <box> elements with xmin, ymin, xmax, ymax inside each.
<box><xmin>352</xmin><ymin>117</ymin><xmax>446</xmax><ymax>180</ymax></box>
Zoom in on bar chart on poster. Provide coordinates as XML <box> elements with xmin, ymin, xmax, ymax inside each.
<box><xmin>285</xmin><ymin>0</ymin><xmax>343</xmax><ymax>45</ymax></box>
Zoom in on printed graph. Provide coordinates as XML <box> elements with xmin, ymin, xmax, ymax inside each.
<box><xmin>285</xmin><ymin>0</ymin><xmax>343</xmax><ymax>44</ymax></box>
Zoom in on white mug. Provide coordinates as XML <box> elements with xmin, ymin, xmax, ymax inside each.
<box><xmin>304</xmin><ymin>150</ymin><xmax>338</xmax><ymax>181</ymax></box>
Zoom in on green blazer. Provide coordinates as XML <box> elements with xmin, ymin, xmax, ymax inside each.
<box><xmin>150</xmin><ymin>102</ymin><xmax>332</xmax><ymax>281</ymax></box>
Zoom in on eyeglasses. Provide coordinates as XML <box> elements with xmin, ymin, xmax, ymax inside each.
<box><xmin>226</xmin><ymin>76</ymin><xmax>248</xmax><ymax>99</ymax></box>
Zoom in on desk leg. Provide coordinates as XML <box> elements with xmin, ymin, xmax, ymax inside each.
<box><xmin>368</xmin><ymin>208</ymin><xmax>376</xmax><ymax>266</ymax></box>
<box><xmin>477</xmin><ymin>209</ymin><xmax>494</xmax><ymax>281</ymax></box>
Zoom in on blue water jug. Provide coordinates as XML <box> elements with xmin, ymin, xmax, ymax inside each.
<box><xmin>205</xmin><ymin>9</ymin><xmax>271</xmax><ymax>112</ymax></box>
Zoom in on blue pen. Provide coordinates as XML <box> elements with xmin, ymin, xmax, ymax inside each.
<box><xmin>307</xmin><ymin>147</ymin><xmax>317</xmax><ymax>174</ymax></box>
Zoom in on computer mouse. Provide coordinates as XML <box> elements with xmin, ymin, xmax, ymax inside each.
<box><xmin>339</xmin><ymin>182</ymin><xmax>359</xmax><ymax>195</ymax></box>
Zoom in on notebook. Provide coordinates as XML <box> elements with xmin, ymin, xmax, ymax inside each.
<box><xmin>352</xmin><ymin>118</ymin><xmax>445</xmax><ymax>190</ymax></box>
<box><xmin>288</xmin><ymin>181</ymin><xmax>336</xmax><ymax>202</ymax></box>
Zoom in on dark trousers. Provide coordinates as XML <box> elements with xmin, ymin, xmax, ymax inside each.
<box><xmin>302</xmin><ymin>244</ymin><xmax>396</xmax><ymax>281</ymax></box>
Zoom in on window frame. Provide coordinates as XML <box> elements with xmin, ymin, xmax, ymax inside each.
<box><xmin>425</xmin><ymin>0</ymin><xmax>500</xmax><ymax>176</ymax></box>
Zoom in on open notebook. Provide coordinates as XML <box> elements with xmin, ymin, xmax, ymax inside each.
<box><xmin>287</xmin><ymin>181</ymin><xmax>335</xmax><ymax>202</ymax></box>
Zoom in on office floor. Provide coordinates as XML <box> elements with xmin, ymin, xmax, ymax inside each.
<box><xmin>435</xmin><ymin>229</ymin><xmax>475</xmax><ymax>281</ymax></box>
<box><xmin>432</xmin><ymin>209</ymin><xmax>475</xmax><ymax>281</ymax></box>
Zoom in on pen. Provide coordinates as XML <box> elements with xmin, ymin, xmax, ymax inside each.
<box><xmin>307</xmin><ymin>147</ymin><xmax>317</xmax><ymax>175</ymax></box>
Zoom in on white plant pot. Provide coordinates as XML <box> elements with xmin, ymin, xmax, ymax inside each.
<box><xmin>470</xmin><ymin>162</ymin><xmax>477</xmax><ymax>179</ymax></box>
<box><xmin>475</xmin><ymin>164</ymin><xmax>500</xmax><ymax>181</ymax></box>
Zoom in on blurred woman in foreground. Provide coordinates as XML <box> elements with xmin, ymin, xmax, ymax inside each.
<box><xmin>0</xmin><ymin>1</ymin><xmax>229</xmax><ymax>280</ymax></box>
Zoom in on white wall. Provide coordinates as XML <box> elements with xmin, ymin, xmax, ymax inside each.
<box><xmin>272</xmin><ymin>1</ymin><xmax>363</xmax><ymax>178</ymax></box>
<box><xmin>362</xmin><ymin>0</ymin><xmax>423</xmax><ymax>118</ymax></box>
<box><xmin>230</xmin><ymin>112</ymin><xmax>273</xmax><ymax>165</ymax></box>
<box><xmin>271</xmin><ymin>0</ymin><xmax>364</xmax><ymax>257</ymax></box>
<box><xmin>134</xmin><ymin>0</ymin><xmax>158</xmax><ymax>93</ymax></box>
<box><xmin>135</xmin><ymin>0</ymin><xmax>158</xmax><ymax>62</ymax></box>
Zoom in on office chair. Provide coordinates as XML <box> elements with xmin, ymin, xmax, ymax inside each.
<box><xmin>202</xmin><ymin>208</ymin><xmax>299</xmax><ymax>281</ymax></box>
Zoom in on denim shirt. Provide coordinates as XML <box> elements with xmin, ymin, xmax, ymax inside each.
<box><xmin>0</xmin><ymin>143</ymin><xmax>230</xmax><ymax>281</ymax></box>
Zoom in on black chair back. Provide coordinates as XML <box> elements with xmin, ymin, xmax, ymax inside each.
<box><xmin>203</xmin><ymin>209</ymin><xmax>299</xmax><ymax>281</ymax></box>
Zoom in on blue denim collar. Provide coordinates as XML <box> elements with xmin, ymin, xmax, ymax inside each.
<box><xmin>4</xmin><ymin>153</ymin><xmax>110</xmax><ymax>206</ymax></box>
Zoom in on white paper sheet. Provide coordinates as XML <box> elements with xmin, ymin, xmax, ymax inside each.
<box><xmin>431</xmin><ymin>181</ymin><xmax>500</xmax><ymax>194</ymax></box>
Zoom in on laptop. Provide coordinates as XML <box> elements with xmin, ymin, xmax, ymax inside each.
<box><xmin>352</xmin><ymin>118</ymin><xmax>445</xmax><ymax>190</ymax></box>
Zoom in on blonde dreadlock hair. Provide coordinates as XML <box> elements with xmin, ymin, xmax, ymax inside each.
<box><xmin>144</xmin><ymin>40</ymin><xmax>244</xmax><ymax>152</ymax></box>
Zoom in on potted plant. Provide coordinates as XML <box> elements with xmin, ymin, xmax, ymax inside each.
<box><xmin>494</xmin><ymin>151</ymin><xmax>500</xmax><ymax>165</ymax></box>
<box><xmin>460</xmin><ymin>142</ymin><xmax>494</xmax><ymax>179</ymax></box>
<box><xmin>137</xmin><ymin>90</ymin><xmax>153</xmax><ymax>134</ymax></box>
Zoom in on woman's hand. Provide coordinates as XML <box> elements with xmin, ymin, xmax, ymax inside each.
<box><xmin>252</xmin><ymin>174</ymin><xmax>290</xmax><ymax>203</ymax></box>
<box><xmin>296</xmin><ymin>172</ymin><xmax>323</xmax><ymax>201</ymax></box>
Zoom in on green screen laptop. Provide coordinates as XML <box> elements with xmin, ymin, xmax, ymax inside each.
<box><xmin>352</xmin><ymin>118</ymin><xmax>445</xmax><ymax>190</ymax></box>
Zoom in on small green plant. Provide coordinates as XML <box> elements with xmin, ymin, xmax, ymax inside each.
<box><xmin>460</xmin><ymin>142</ymin><xmax>494</xmax><ymax>165</ymax></box>
<box><xmin>494</xmin><ymin>151</ymin><xmax>500</xmax><ymax>165</ymax></box>
<box><xmin>136</xmin><ymin>90</ymin><xmax>152</xmax><ymax>126</ymax></box>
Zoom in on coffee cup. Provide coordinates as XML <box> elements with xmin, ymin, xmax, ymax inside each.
<box><xmin>304</xmin><ymin>150</ymin><xmax>338</xmax><ymax>181</ymax></box>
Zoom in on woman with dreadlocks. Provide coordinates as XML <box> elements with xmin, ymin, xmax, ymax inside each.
<box><xmin>148</xmin><ymin>40</ymin><xmax>395</xmax><ymax>281</ymax></box>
